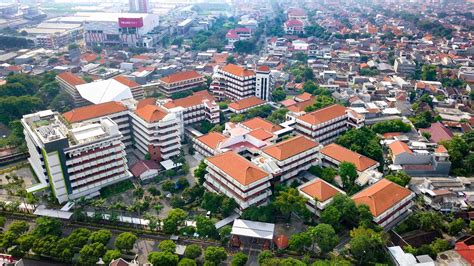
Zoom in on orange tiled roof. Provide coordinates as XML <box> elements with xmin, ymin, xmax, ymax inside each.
<box><xmin>159</xmin><ymin>70</ymin><xmax>203</xmax><ymax>84</ymax></box>
<box><xmin>297</xmin><ymin>104</ymin><xmax>347</xmax><ymax>125</ymax></box>
<box><xmin>435</xmin><ymin>144</ymin><xmax>448</xmax><ymax>153</ymax></box>
<box><xmin>241</xmin><ymin>117</ymin><xmax>282</xmax><ymax>132</ymax></box>
<box><xmin>320</xmin><ymin>143</ymin><xmax>378</xmax><ymax>172</ymax></box>
<box><xmin>228</xmin><ymin>96</ymin><xmax>265</xmax><ymax>111</ymax></box>
<box><xmin>57</xmin><ymin>72</ymin><xmax>86</xmax><ymax>86</ymax></box>
<box><xmin>136</xmin><ymin>98</ymin><xmax>156</xmax><ymax>110</ymax></box>
<box><xmin>163</xmin><ymin>90</ymin><xmax>215</xmax><ymax>109</ymax></box>
<box><xmin>295</xmin><ymin>92</ymin><xmax>313</xmax><ymax>102</ymax></box>
<box><xmin>206</xmin><ymin>151</ymin><xmax>269</xmax><ymax>186</ymax></box>
<box><xmin>248</xmin><ymin>128</ymin><xmax>274</xmax><ymax>141</ymax></box>
<box><xmin>113</xmin><ymin>75</ymin><xmax>140</xmax><ymax>88</ymax></box>
<box><xmin>300</xmin><ymin>178</ymin><xmax>341</xmax><ymax>202</ymax></box>
<box><xmin>63</xmin><ymin>102</ymin><xmax>128</xmax><ymax>123</ymax></box>
<box><xmin>135</xmin><ymin>105</ymin><xmax>167</xmax><ymax>123</ymax></box>
<box><xmin>389</xmin><ymin>140</ymin><xmax>413</xmax><ymax>156</ymax></box>
<box><xmin>352</xmin><ymin>179</ymin><xmax>412</xmax><ymax>217</ymax></box>
<box><xmin>263</xmin><ymin>136</ymin><xmax>319</xmax><ymax>161</ymax></box>
<box><xmin>221</xmin><ymin>64</ymin><xmax>255</xmax><ymax>77</ymax></box>
<box><xmin>196</xmin><ymin>132</ymin><xmax>227</xmax><ymax>150</ymax></box>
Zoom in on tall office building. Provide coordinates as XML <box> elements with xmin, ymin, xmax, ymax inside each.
<box><xmin>129</xmin><ymin>0</ymin><xmax>150</xmax><ymax>13</ymax></box>
<box><xmin>255</xmin><ymin>66</ymin><xmax>271</xmax><ymax>101</ymax></box>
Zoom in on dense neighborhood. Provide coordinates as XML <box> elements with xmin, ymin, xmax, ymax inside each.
<box><xmin>0</xmin><ymin>0</ymin><xmax>474</xmax><ymax>265</ymax></box>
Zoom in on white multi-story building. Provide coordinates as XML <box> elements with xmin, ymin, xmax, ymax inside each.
<box><xmin>160</xmin><ymin>90</ymin><xmax>220</xmax><ymax>127</ymax></box>
<box><xmin>298</xmin><ymin>178</ymin><xmax>345</xmax><ymax>216</ymax></box>
<box><xmin>80</xmin><ymin>12</ymin><xmax>159</xmax><ymax>48</ymax></box>
<box><xmin>204</xmin><ymin>151</ymin><xmax>272</xmax><ymax>211</ymax></box>
<box><xmin>295</xmin><ymin>104</ymin><xmax>364</xmax><ymax>144</ymax></box>
<box><xmin>130</xmin><ymin>100</ymin><xmax>182</xmax><ymax>161</ymax></box>
<box><xmin>158</xmin><ymin>70</ymin><xmax>206</xmax><ymax>96</ymax></box>
<box><xmin>352</xmin><ymin>179</ymin><xmax>415</xmax><ymax>228</ymax></box>
<box><xmin>255</xmin><ymin>66</ymin><xmax>272</xmax><ymax>101</ymax></box>
<box><xmin>22</xmin><ymin>110</ymin><xmax>132</xmax><ymax>203</ymax></box>
<box><xmin>394</xmin><ymin>57</ymin><xmax>416</xmax><ymax>75</ymax></box>
<box><xmin>56</xmin><ymin>72</ymin><xmax>87</xmax><ymax>106</ymax></box>
<box><xmin>62</xmin><ymin>101</ymin><xmax>132</xmax><ymax>147</ymax></box>
<box><xmin>211</xmin><ymin>64</ymin><xmax>256</xmax><ymax>101</ymax></box>
<box><xmin>254</xmin><ymin>135</ymin><xmax>321</xmax><ymax>183</ymax></box>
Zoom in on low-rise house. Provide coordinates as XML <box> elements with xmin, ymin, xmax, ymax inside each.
<box><xmin>388</xmin><ymin>141</ymin><xmax>451</xmax><ymax>177</ymax></box>
<box><xmin>298</xmin><ymin>178</ymin><xmax>345</xmax><ymax>216</ymax></box>
<box><xmin>352</xmin><ymin>179</ymin><xmax>415</xmax><ymax>228</ymax></box>
<box><xmin>130</xmin><ymin>160</ymin><xmax>160</xmax><ymax>181</ymax></box>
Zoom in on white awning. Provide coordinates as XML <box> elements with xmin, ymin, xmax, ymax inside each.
<box><xmin>231</xmin><ymin>219</ymin><xmax>275</xmax><ymax>240</ymax></box>
<box><xmin>160</xmin><ymin>159</ymin><xmax>182</xmax><ymax>171</ymax></box>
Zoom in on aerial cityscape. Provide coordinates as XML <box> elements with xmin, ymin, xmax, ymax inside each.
<box><xmin>0</xmin><ymin>0</ymin><xmax>473</xmax><ymax>265</ymax></box>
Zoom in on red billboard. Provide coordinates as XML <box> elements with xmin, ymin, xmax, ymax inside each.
<box><xmin>118</xmin><ymin>17</ymin><xmax>143</xmax><ymax>28</ymax></box>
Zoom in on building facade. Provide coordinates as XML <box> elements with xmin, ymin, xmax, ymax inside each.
<box><xmin>211</xmin><ymin>64</ymin><xmax>256</xmax><ymax>101</ymax></box>
<box><xmin>295</xmin><ymin>104</ymin><xmax>359</xmax><ymax>144</ymax></box>
<box><xmin>204</xmin><ymin>151</ymin><xmax>273</xmax><ymax>211</ymax></box>
<box><xmin>255</xmin><ymin>66</ymin><xmax>272</xmax><ymax>101</ymax></box>
<box><xmin>22</xmin><ymin>110</ymin><xmax>132</xmax><ymax>203</ymax></box>
<box><xmin>158</xmin><ymin>70</ymin><xmax>206</xmax><ymax>96</ymax></box>
<box><xmin>130</xmin><ymin>101</ymin><xmax>182</xmax><ymax>161</ymax></box>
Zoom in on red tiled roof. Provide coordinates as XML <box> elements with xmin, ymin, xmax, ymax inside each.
<box><xmin>228</xmin><ymin>96</ymin><xmax>265</xmax><ymax>111</ymax></box>
<box><xmin>352</xmin><ymin>179</ymin><xmax>413</xmax><ymax>217</ymax></box>
<box><xmin>297</xmin><ymin>104</ymin><xmax>347</xmax><ymax>125</ymax></box>
<box><xmin>263</xmin><ymin>136</ymin><xmax>319</xmax><ymax>161</ymax></box>
<box><xmin>206</xmin><ymin>151</ymin><xmax>269</xmax><ymax>186</ymax></box>
<box><xmin>241</xmin><ymin>117</ymin><xmax>282</xmax><ymax>132</ymax></box>
<box><xmin>159</xmin><ymin>70</ymin><xmax>203</xmax><ymax>84</ymax></box>
<box><xmin>196</xmin><ymin>132</ymin><xmax>227</xmax><ymax>150</ymax></box>
<box><xmin>248</xmin><ymin>128</ymin><xmax>274</xmax><ymax>141</ymax></box>
<box><xmin>300</xmin><ymin>178</ymin><xmax>341</xmax><ymax>202</ymax></box>
<box><xmin>163</xmin><ymin>90</ymin><xmax>214</xmax><ymax>109</ymax></box>
<box><xmin>63</xmin><ymin>102</ymin><xmax>128</xmax><ymax>123</ymax></box>
<box><xmin>113</xmin><ymin>75</ymin><xmax>140</xmax><ymax>88</ymax></box>
<box><xmin>57</xmin><ymin>72</ymin><xmax>86</xmax><ymax>86</ymax></box>
<box><xmin>130</xmin><ymin>160</ymin><xmax>160</xmax><ymax>177</ymax></box>
<box><xmin>320</xmin><ymin>143</ymin><xmax>378</xmax><ymax>172</ymax></box>
<box><xmin>419</xmin><ymin>122</ymin><xmax>454</xmax><ymax>143</ymax></box>
<box><xmin>221</xmin><ymin>64</ymin><xmax>255</xmax><ymax>77</ymax></box>
<box><xmin>285</xmin><ymin>19</ymin><xmax>304</xmax><ymax>27</ymax></box>
<box><xmin>389</xmin><ymin>140</ymin><xmax>413</xmax><ymax>156</ymax></box>
<box><xmin>135</xmin><ymin>105</ymin><xmax>168</xmax><ymax>123</ymax></box>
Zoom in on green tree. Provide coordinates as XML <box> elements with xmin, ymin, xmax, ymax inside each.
<box><xmin>148</xmin><ymin>251</ymin><xmax>179</xmax><ymax>266</ymax></box>
<box><xmin>114</xmin><ymin>232</ymin><xmax>137</xmax><ymax>252</ymax></box>
<box><xmin>201</xmin><ymin>192</ymin><xmax>223</xmax><ymax>214</ymax></box>
<box><xmin>184</xmin><ymin>244</ymin><xmax>202</xmax><ymax>259</ymax></box>
<box><xmin>79</xmin><ymin>242</ymin><xmax>107</xmax><ymax>265</ymax></box>
<box><xmin>258</xmin><ymin>250</ymin><xmax>274</xmax><ymax>264</ymax></box>
<box><xmin>289</xmin><ymin>232</ymin><xmax>312</xmax><ymax>252</ymax></box>
<box><xmin>448</xmin><ymin>218</ymin><xmax>465</xmax><ymax>236</ymax></box>
<box><xmin>357</xmin><ymin>204</ymin><xmax>375</xmax><ymax>229</ymax></box>
<box><xmin>371</xmin><ymin>120</ymin><xmax>412</xmax><ymax>134</ymax></box>
<box><xmin>204</xmin><ymin>246</ymin><xmax>227</xmax><ymax>265</ymax></box>
<box><xmin>8</xmin><ymin>221</ymin><xmax>29</xmax><ymax>235</ymax></box>
<box><xmin>274</xmin><ymin>188</ymin><xmax>309</xmax><ymax>221</ymax></box>
<box><xmin>67</xmin><ymin>228</ymin><xmax>91</xmax><ymax>248</ymax></box>
<box><xmin>103</xmin><ymin>249</ymin><xmax>122</xmax><ymax>264</ymax></box>
<box><xmin>272</xmin><ymin>88</ymin><xmax>286</xmax><ymax>101</ymax></box>
<box><xmin>421</xmin><ymin>65</ymin><xmax>437</xmax><ymax>81</ymax></box>
<box><xmin>158</xmin><ymin>240</ymin><xmax>176</xmax><ymax>253</ymax></box>
<box><xmin>178</xmin><ymin>258</ymin><xmax>197</xmax><ymax>266</ymax></box>
<box><xmin>320</xmin><ymin>205</ymin><xmax>341</xmax><ymax>229</ymax></box>
<box><xmin>221</xmin><ymin>197</ymin><xmax>237</xmax><ymax>216</ymax></box>
<box><xmin>267</xmin><ymin>108</ymin><xmax>288</xmax><ymax>124</ymax></box>
<box><xmin>349</xmin><ymin>226</ymin><xmax>387</xmax><ymax>264</ymax></box>
<box><xmin>339</xmin><ymin>162</ymin><xmax>357</xmax><ymax>190</ymax></box>
<box><xmin>385</xmin><ymin>172</ymin><xmax>411</xmax><ymax>187</ymax></box>
<box><xmin>33</xmin><ymin>217</ymin><xmax>62</xmax><ymax>237</ymax></box>
<box><xmin>234</xmin><ymin>40</ymin><xmax>255</xmax><ymax>54</ymax></box>
<box><xmin>162</xmin><ymin>209</ymin><xmax>187</xmax><ymax>234</ymax></box>
<box><xmin>16</xmin><ymin>233</ymin><xmax>35</xmax><ymax>253</ymax></box>
<box><xmin>231</xmin><ymin>252</ymin><xmax>248</xmax><ymax>266</ymax></box>
<box><xmin>303</xmin><ymin>81</ymin><xmax>318</xmax><ymax>94</ymax></box>
<box><xmin>196</xmin><ymin>216</ymin><xmax>219</xmax><ymax>239</ymax></box>
<box><xmin>194</xmin><ymin>160</ymin><xmax>207</xmax><ymax>185</ymax></box>
<box><xmin>310</xmin><ymin>223</ymin><xmax>338</xmax><ymax>254</ymax></box>
<box><xmin>226</xmin><ymin>55</ymin><xmax>236</xmax><ymax>64</ymax></box>
<box><xmin>89</xmin><ymin>229</ymin><xmax>112</xmax><ymax>245</ymax></box>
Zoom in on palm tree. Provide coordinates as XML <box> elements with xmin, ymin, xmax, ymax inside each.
<box><xmin>274</xmin><ymin>188</ymin><xmax>308</xmax><ymax>221</ymax></box>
